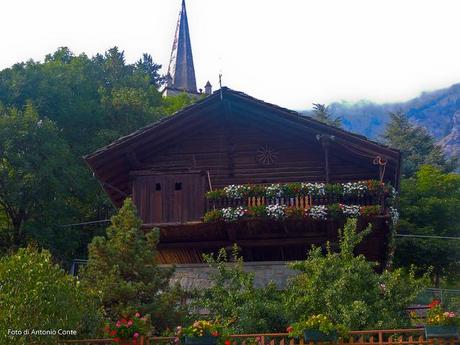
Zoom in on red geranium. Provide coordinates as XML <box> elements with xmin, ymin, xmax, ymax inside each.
<box><xmin>428</xmin><ymin>299</ymin><xmax>441</xmax><ymax>309</ymax></box>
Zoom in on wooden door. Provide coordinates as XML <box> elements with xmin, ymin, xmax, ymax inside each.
<box><xmin>132</xmin><ymin>172</ymin><xmax>206</xmax><ymax>224</ymax></box>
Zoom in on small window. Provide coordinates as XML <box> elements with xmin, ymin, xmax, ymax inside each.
<box><xmin>175</xmin><ymin>182</ymin><xmax>182</xmax><ymax>191</ymax></box>
<box><xmin>155</xmin><ymin>183</ymin><xmax>161</xmax><ymax>191</ymax></box>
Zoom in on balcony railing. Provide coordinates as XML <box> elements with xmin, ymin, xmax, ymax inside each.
<box><xmin>203</xmin><ymin>180</ymin><xmax>397</xmax><ymax>223</ymax></box>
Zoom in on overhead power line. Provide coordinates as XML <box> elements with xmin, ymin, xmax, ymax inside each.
<box><xmin>395</xmin><ymin>234</ymin><xmax>460</xmax><ymax>241</ymax></box>
<box><xmin>58</xmin><ymin>219</ymin><xmax>110</xmax><ymax>228</ymax></box>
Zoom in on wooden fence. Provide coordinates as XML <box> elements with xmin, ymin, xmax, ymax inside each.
<box><xmin>50</xmin><ymin>328</ymin><xmax>459</xmax><ymax>345</ymax></box>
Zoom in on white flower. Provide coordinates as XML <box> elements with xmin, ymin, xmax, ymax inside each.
<box><xmin>342</xmin><ymin>181</ymin><xmax>368</xmax><ymax>197</ymax></box>
<box><xmin>301</xmin><ymin>183</ymin><xmax>325</xmax><ymax>196</ymax></box>
<box><xmin>341</xmin><ymin>204</ymin><xmax>361</xmax><ymax>217</ymax></box>
<box><xmin>266</xmin><ymin>204</ymin><xmax>286</xmax><ymax>220</ymax></box>
<box><xmin>308</xmin><ymin>205</ymin><xmax>328</xmax><ymax>220</ymax></box>
<box><xmin>389</xmin><ymin>206</ymin><xmax>399</xmax><ymax>225</ymax></box>
<box><xmin>266</xmin><ymin>184</ymin><xmax>283</xmax><ymax>198</ymax></box>
<box><xmin>221</xmin><ymin>206</ymin><xmax>246</xmax><ymax>222</ymax></box>
<box><xmin>223</xmin><ymin>185</ymin><xmax>247</xmax><ymax>199</ymax></box>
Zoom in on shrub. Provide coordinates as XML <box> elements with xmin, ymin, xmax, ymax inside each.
<box><xmin>0</xmin><ymin>246</ymin><xmax>103</xmax><ymax>344</ymax></box>
<box><xmin>284</xmin><ymin>218</ymin><xmax>427</xmax><ymax>330</ymax></box>
<box><xmin>193</xmin><ymin>246</ymin><xmax>287</xmax><ymax>333</ymax></box>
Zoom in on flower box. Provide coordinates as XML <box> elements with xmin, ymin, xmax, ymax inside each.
<box><xmin>184</xmin><ymin>335</ymin><xmax>219</xmax><ymax>345</ymax></box>
<box><xmin>424</xmin><ymin>325</ymin><xmax>459</xmax><ymax>339</ymax></box>
<box><xmin>303</xmin><ymin>329</ymin><xmax>337</xmax><ymax>342</ymax></box>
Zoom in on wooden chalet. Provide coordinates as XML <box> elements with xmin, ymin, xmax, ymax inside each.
<box><xmin>85</xmin><ymin>87</ymin><xmax>401</xmax><ymax>267</ymax></box>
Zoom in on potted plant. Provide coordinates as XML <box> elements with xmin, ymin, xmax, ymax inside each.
<box><xmin>287</xmin><ymin>314</ymin><xmax>344</xmax><ymax>342</ymax></box>
<box><xmin>177</xmin><ymin>320</ymin><xmax>221</xmax><ymax>345</ymax></box>
<box><xmin>105</xmin><ymin>312</ymin><xmax>148</xmax><ymax>345</ymax></box>
<box><xmin>424</xmin><ymin>300</ymin><xmax>459</xmax><ymax>339</ymax></box>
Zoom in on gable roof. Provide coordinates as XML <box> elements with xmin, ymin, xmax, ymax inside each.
<box><xmin>85</xmin><ymin>87</ymin><xmax>401</xmax><ymax>206</ymax></box>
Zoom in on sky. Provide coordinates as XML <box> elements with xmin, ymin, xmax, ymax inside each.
<box><xmin>1</xmin><ymin>0</ymin><xmax>460</xmax><ymax>109</ymax></box>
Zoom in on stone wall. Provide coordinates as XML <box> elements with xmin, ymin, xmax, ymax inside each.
<box><xmin>159</xmin><ymin>261</ymin><xmax>297</xmax><ymax>290</ymax></box>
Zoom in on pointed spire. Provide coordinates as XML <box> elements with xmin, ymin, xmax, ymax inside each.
<box><xmin>167</xmin><ymin>0</ymin><xmax>197</xmax><ymax>93</ymax></box>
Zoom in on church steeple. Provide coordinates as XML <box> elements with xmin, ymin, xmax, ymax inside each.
<box><xmin>167</xmin><ymin>0</ymin><xmax>197</xmax><ymax>93</ymax></box>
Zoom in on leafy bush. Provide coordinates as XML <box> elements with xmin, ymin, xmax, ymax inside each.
<box><xmin>193</xmin><ymin>246</ymin><xmax>287</xmax><ymax>333</ymax></box>
<box><xmin>284</xmin><ymin>218</ymin><xmax>426</xmax><ymax>330</ymax></box>
<box><xmin>0</xmin><ymin>246</ymin><xmax>103</xmax><ymax>344</ymax></box>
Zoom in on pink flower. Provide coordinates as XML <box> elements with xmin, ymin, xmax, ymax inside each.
<box><xmin>127</xmin><ymin>320</ymin><xmax>133</xmax><ymax>327</ymax></box>
<box><xmin>116</xmin><ymin>321</ymin><xmax>121</xmax><ymax>328</ymax></box>
<box><xmin>133</xmin><ymin>333</ymin><xmax>140</xmax><ymax>338</ymax></box>
<box><xmin>135</xmin><ymin>312</ymin><xmax>141</xmax><ymax>318</ymax></box>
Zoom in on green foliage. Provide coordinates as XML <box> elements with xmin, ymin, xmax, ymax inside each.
<box><xmin>247</xmin><ymin>205</ymin><xmax>268</xmax><ymax>217</ymax></box>
<box><xmin>311</xmin><ymin>103</ymin><xmax>343</xmax><ymax>128</ymax></box>
<box><xmin>0</xmin><ymin>104</ymin><xmax>74</xmax><ymax>249</ymax></box>
<box><xmin>394</xmin><ymin>165</ymin><xmax>460</xmax><ymax>286</ymax></box>
<box><xmin>203</xmin><ymin>209</ymin><xmax>224</xmax><ymax>222</ymax></box>
<box><xmin>382</xmin><ymin>111</ymin><xmax>457</xmax><ymax>177</ymax></box>
<box><xmin>81</xmin><ymin>198</ymin><xmax>187</xmax><ymax>334</ymax></box>
<box><xmin>0</xmin><ymin>47</ymin><xmax>189</xmax><ymax>264</ymax></box>
<box><xmin>359</xmin><ymin>205</ymin><xmax>381</xmax><ymax>217</ymax></box>
<box><xmin>285</xmin><ymin>218</ymin><xmax>426</xmax><ymax>330</ymax></box>
<box><xmin>161</xmin><ymin>92</ymin><xmax>199</xmax><ymax>115</ymax></box>
<box><xmin>193</xmin><ymin>245</ymin><xmax>287</xmax><ymax>333</ymax></box>
<box><xmin>288</xmin><ymin>314</ymin><xmax>344</xmax><ymax>338</ymax></box>
<box><xmin>179</xmin><ymin>320</ymin><xmax>222</xmax><ymax>337</ymax></box>
<box><xmin>327</xmin><ymin>203</ymin><xmax>344</xmax><ymax>219</ymax></box>
<box><xmin>0</xmin><ymin>246</ymin><xmax>103</xmax><ymax>344</ymax></box>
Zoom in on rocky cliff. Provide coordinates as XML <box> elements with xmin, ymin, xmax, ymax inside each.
<box><xmin>325</xmin><ymin>83</ymin><xmax>460</xmax><ymax>162</ymax></box>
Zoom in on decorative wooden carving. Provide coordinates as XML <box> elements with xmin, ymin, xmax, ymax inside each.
<box><xmin>256</xmin><ymin>145</ymin><xmax>278</xmax><ymax>166</ymax></box>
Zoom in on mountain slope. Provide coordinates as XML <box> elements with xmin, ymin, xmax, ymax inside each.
<box><xmin>327</xmin><ymin>83</ymin><xmax>460</xmax><ymax>159</ymax></box>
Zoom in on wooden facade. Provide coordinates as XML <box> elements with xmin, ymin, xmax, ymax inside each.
<box><xmin>85</xmin><ymin>88</ymin><xmax>401</xmax><ymax>266</ymax></box>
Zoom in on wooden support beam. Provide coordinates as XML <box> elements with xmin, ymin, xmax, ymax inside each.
<box><xmin>157</xmin><ymin>236</ymin><xmax>328</xmax><ymax>249</ymax></box>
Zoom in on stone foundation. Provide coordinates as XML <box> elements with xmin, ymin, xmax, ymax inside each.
<box><xmin>159</xmin><ymin>261</ymin><xmax>297</xmax><ymax>290</ymax></box>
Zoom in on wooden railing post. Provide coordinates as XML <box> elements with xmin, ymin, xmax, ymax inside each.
<box><xmin>378</xmin><ymin>331</ymin><xmax>383</xmax><ymax>345</ymax></box>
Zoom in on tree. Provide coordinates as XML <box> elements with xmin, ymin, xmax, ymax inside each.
<box><xmin>194</xmin><ymin>245</ymin><xmax>287</xmax><ymax>333</ymax></box>
<box><xmin>0</xmin><ymin>103</ymin><xmax>74</xmax><ymax>248</ymax></box>
<box><xmin>394</xmin><ymin>165</ymin><xmax>460</xmax><ymax>287</ymax></box>
<box><xmin>81</xmin><ymin>198</ymin><xmax>186</xmax><ymax>333</ymax></box>
<box><xmin>382</xmin><ymin>111</ymin><xmax>457</xmax><ymax>177</ymax></box>
<box><xmin>311</xmin><ymin>103</ymin><xmax>343</xmax><ymax>128</ymax></box>
<box><xmin>0</xmin><ymin>246</ymin><xmax>102</xmax><ymax>344</ymax></box>
<box><xmin>0</xmin><ymin>47</ymin><xmax>181</xmax><ymax>264</ymax></box>
<box><xmin>284</xmin><ymin>219</ymin><xmax>426</xmax><ymax>330</ymax></box>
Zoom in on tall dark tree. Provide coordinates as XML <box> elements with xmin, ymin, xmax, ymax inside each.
<box><xmin>382</xmin><ymin>111</ymin><xmax>457</xmax><ymax>177</ymax></box>
<box><xmin>0</xmin><ymin>104</ymin><xmax>73</xmax><ymax>248</ymax></box>
<box><xmin>81</xmin><ymin>199</ymin><xmax>187</xmax><ymax>332</ymax></box>
<box><xmin>394</xmin><ymin>165</ymin><xmax>460</xmax><ymax>287</ymax></box>
<box><xmin>311</xmin><ymin>103</ymin><xmax>343</xmax><ymax>128</ymax></box>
